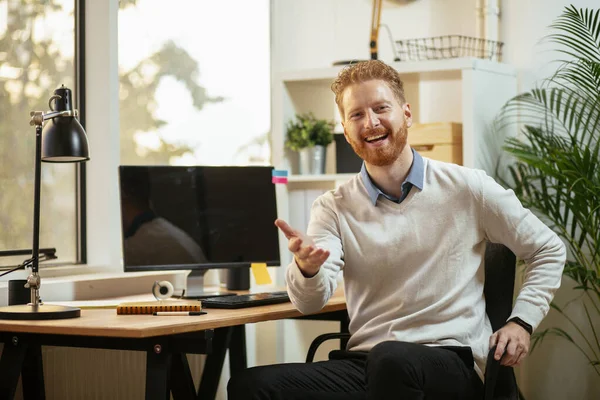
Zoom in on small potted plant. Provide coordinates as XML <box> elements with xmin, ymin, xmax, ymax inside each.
<box><xmin>285</xmin><ymin>113</ymin><xmax>334</xmax><ymax>175</ymax></box>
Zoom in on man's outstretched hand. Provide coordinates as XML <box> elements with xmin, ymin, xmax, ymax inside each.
<box><xmin>275</xmin><ymin>219</ymin><xmax>330</xmax><ymax>278</ymax></box>
<box><xmin>489</xmin><ymin>321</ymin><xmax>531</xmax><ymax>367</ymax></box>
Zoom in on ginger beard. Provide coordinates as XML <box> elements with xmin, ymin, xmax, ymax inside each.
<box><xmin>346</xmin><ymin>120</ymin><xmax>408</xmax><ymax>167</ymax></box>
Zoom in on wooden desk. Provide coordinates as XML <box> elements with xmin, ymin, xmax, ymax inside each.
<box><xmin>0</xmin><ymin>290</ymin><xmax>347</xmax><ymax>400</ymax></box>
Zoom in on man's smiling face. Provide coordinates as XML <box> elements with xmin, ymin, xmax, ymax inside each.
<box><xmin>341</xmin><ymin>79</ymin><xmax>412</xmax><ymax>167</ymax></box>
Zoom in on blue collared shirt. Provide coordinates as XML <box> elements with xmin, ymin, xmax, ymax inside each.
<box><xmin>360</xmin><ymin>149</ymin><xmax>424</xmax><ymax>206</ymax></box>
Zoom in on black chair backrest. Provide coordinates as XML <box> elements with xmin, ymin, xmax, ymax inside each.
<box><xmin>483</xmin><ymin>242</ymin><xmax>516</xmax><ymax>331</ymax></box>
<box><xmin>482</xmin><ymin>242</ymin><xmax>520</xmax><ymax>400</ymax></box>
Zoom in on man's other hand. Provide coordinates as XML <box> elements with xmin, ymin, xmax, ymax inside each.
<box><xmin>489</xmin><ymin>321</ymin><xmax>531</xmax><ymax>367</ymax></box>
<box><xmin>274</xmin><ymin>219</ymin><xmax>330</xmax><ymax>277</ymax></box>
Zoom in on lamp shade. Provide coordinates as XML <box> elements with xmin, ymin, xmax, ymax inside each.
<box><xmin>41</xmin><ymin>116</ymin><xmax>90</xmax><ymax>162</ymax></box>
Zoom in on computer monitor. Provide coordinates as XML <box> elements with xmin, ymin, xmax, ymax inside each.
<box><xmin>118</xmin><ymin>165</ymin><xmax>280</xmax><ymax>297</ymax></box>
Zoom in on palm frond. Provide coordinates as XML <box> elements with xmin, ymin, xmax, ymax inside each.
<box><xmin>549</xmin><ymin>5</ymin><xmax>600</xmax><ymax>62</ymax></box>
<box><xmin>493</xmin><ymin>5</ymin><xmax>600</xmax><ymax>375</ymax></box>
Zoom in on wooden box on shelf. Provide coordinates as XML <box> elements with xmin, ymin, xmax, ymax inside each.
<box><xmin>410</xmin><ymin>122</ymin><xmax>462</xmax><ymax>165</ymax></box>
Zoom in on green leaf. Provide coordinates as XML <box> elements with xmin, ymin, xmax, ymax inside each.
<box><xmin>285</xmin><ymin>113</ymin><xmax>334</xmax><ymax>150</ymax></box>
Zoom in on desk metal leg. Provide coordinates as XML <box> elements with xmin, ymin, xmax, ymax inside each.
<box><xmin>197</xmin><ymin>327</ymin><xmax>232</xmax><ymax>400</ymax></box>
<box><xmin>170</xmin><ymin>353</ymin><xmax>196</xmax><ymax>400</ymax></box>
<box><xmin>0</xmin><ymin>336</ymin><xmax>27</xmax><ymax>400</ymax></box>
<box><xmin>22</xmin><ymin>344</ymin><xmax>45</xmax><ymax>400</ymax></box>
<box><xmin>146</xmin><ymin>344</ymin><xmax>172</xmax><ymax>400</ymax></box>
<box><xmin>229</xmin><ymin>325</ymin><xmax>247</xmax><ymax>378</ymax></box>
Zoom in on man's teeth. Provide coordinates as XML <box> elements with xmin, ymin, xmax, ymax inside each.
<box><xmin>365</xmin><ymin>134</ymin><xmax>387</xmax><ymax>142</ymax></box>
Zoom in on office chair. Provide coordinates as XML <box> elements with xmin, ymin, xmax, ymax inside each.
<box><xmin>306</xmin><ymin>242</ymin><xmax>521</xmax><ymax>400</ymax></box>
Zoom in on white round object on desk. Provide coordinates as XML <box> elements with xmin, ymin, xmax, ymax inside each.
<box><xmin>152</xmin><ymin>280</ymin><xmax>174</xmax><ymax>300</ymax></box>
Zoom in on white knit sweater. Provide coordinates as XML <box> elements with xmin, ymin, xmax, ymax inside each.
<box><xmin>285</xmin><ymin>158</ymin><xmax>566</xmax><ymax>379</ymax></box>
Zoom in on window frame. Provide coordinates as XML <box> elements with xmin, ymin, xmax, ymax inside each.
<box><xmin>0</xmin><ymin>0</ymin><xmax>87</xmax><ymax>268</ymax></box>
<box><xmin>75</xmin><ymin>0</ymin><xmax>87</xmax><ymax>264</ymax></box>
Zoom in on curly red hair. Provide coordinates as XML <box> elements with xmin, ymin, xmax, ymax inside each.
<box><xmin>331</xmin><ymin>60</ymin><xmax>406</xmax><ymax>117</ymax></box>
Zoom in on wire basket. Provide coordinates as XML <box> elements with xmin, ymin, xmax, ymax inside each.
<box><xmin>395</xmin><ymin>35</ymin><xmax>503</xmax><ymax>62</ymax></box>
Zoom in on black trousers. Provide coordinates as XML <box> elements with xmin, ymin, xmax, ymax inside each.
<box><xmin>228</xmin><ymin>341</ymin><xmax>483</xmax><ymax>400</ymax></box>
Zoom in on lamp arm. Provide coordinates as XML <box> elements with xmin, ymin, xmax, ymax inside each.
<box><xmin>370</xmin><ymin>0</ymin><xmax>383</xmax><ymax>60</ymax></box>
<box><xmin>29</xmin><ymin>110</ymin><xmax>78</xmax><ymax>127</ymax></box>
<box><xmin>24</xmin><ymin>123</ymin><xmax>44</xmax><ymax>306</ymax></box>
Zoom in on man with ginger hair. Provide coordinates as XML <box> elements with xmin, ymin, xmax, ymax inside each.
<box><xmin>228</xmin><ymin>60</ymin><xmax>565</xmax><ymax>400</ymax></box>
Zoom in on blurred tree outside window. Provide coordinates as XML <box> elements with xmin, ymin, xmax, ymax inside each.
<box><xmin>0</xmin><ymin>0</ymin><xmax>78</xmax><ymax>268</ymax></box>
<box><xmin>118</xmin><ymin>0</ymin><xmax>271</xmax><ymax>166</ymax></box>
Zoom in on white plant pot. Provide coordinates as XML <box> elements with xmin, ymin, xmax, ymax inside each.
<box><xmin>298</xmin><ymin>146</ymin><xmax>327</xmax><ymax>175</ymax></box>
<box><xmin>299</xmin><ymin>148</ymin><xmax>311</xmax><ymax>175</ymax></box>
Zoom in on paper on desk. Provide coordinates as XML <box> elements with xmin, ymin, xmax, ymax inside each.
<box><xmin>44</xmin><ymin>294</ymin><xmax>156</xmax><ymax>309</ymax></box>
<box><xmin>251</xmin><ymin>262</ymin><xmax>272</xmax><ymax>285</ymax></box>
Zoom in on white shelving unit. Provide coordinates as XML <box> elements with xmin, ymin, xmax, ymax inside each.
<box><xmin>286</xmin><ymin>173</ymin><xmax>356</xmax><ymax>190</ymax></box>
<box><xmin>287</xmin><ymin>173</ymin><xmax>356</xmax><ymax>182</ymax></box>
<box><xmin>279</xmin><ymin>58</ymin><xmax>516</xmax><ymax>84</ymax></box>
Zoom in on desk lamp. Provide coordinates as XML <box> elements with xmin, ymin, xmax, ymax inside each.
<box><xmin>0</xmin><ymin>86</ymin><xmax>89</xmax><ymax>320</ymax></box>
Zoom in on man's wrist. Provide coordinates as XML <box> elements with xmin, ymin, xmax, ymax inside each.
<box><xmin>295</xmin><ymin>257</ymin><xmax>319</xmax><ymax>278</ymax></box>
<box><xmin>508</xmin><ymin>317</ymin><xmax>533</xmax><ymax>335</ymax></box>
<box><xmin>299</xmin><ymin>267</ymin><xmax>318</xmax><ymax>278</ymax></box>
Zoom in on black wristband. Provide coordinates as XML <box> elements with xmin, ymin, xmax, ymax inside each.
<box><xmin>508</xmin><ymin>317</ymin><xmax>533</xmax><ymax>335</ymax></box>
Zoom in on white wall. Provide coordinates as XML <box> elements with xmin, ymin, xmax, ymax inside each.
<box><xmin>270</xmin><ymin>1</ymin><xmax>600</xmax><ymax>399</ymax></box>
<box><xmin>272</xmin><ymin>0</ymin><xmax>480</xmax><ymax>71</ymax></box>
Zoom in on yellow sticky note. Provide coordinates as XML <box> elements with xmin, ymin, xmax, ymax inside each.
<box><xmin>251</xmin><ymin>263</ymin><xmax>272</xmax><ymax>285</ymax></box>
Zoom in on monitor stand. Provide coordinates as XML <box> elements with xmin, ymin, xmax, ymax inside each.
<box><xmin>181</xmin><ymin>270</ymin><xmax>235</xmax><ymax>299</ymax></box>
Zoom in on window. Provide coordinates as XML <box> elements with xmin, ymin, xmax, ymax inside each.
<box><xmin>0</xmin><ymin>0</ymin><xmax>82</xmax><ymax>268</ymax></box>
<box><xmin>118</xmin><ymin>0</ymin><xmax>271</xmax><ymax>166</ymax></box>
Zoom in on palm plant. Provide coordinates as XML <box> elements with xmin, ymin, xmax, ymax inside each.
<box><xmin>494</xmin><ymin>5</ymin><xmax>600</xmax><ymax>376</ymax></box>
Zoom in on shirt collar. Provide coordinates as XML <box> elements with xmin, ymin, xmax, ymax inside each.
<box><xmin>360</xmin><ymin>148</ymin><xmax>425</xmax><ymax>206</ymax></box>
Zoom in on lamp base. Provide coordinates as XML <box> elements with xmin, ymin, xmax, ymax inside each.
<box><xmin>0</xmin><ymin>304</ymin><xmax>81</xmax><ymax>320</ymax></box>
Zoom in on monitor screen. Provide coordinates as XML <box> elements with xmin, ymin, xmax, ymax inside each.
<box><xmin>118</xmin><ymin>165</ymin><xmax>280</xmax><ymax>272</ymax></box>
